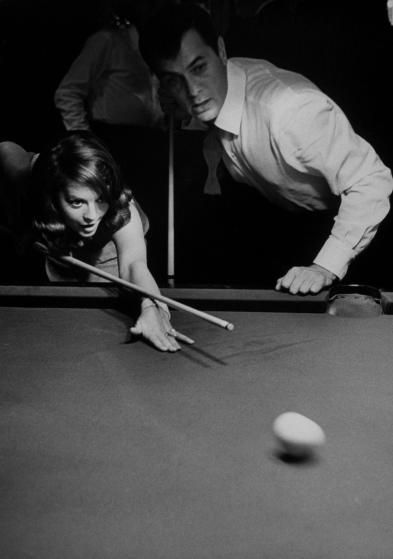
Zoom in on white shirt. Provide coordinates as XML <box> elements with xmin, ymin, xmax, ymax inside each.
<box><xmin>213</xmin><ymin>58</ymin><xmax>393</xmax><ymax>278</ymax></box>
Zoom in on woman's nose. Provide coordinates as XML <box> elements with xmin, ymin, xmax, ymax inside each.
<box><xmin>84</xmin><ymin>204</ymin><xmax>97</xmax><ymax>222</ymax></box>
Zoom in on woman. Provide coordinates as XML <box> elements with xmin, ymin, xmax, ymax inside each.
<box><xmin>0</xmin><ymin>132</ymin><xmax>183</xmax><ymax>352</ymax></box>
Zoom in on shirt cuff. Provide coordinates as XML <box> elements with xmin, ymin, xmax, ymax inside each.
<box><xmin>313</xmin><ymin>236</ymin><xmax>356</xmax><ymax>279</ymax></box>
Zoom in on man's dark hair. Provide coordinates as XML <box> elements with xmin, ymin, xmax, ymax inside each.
<box><xmin>139</xmin><ymin>3</ymin><xmax>219</xmax><ymax>74</ymax></box>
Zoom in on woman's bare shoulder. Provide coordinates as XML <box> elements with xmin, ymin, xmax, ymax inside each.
<box><xmin>0</xmin><ymin>141</ymin><xmax>37</xmax><ymax>179</ymax></box>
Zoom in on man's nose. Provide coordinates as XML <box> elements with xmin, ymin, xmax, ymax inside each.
<box><xmin>185</xmin><ymin>75</ymin><xmax>200</xmax><ymax>99</ymax></box>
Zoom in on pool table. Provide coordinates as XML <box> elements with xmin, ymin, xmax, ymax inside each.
<box><xmin>1</xmin><ymin>284</ymin><xmax>393</xmax><ymax>559</ymax></box>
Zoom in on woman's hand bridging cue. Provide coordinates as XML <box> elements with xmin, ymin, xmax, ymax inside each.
<box><xmin>130</xmin><ymin>304</ymin><xmax>194</xmax><ymax>352</ymax></box>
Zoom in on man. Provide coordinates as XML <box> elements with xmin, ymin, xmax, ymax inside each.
<box><xmin>139</xmin><ymin>4</ymin><xmax>393</xmax><ymax>294</ymax></box>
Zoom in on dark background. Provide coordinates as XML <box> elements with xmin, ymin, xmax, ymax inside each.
<box><xmin>1</xmin><ymin>0</ymin><xmax>392</xmax><ymax>287</ymax></box>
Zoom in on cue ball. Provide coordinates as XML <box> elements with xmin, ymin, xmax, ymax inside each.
<box><xmin>273</xmin><ymin>412</ymin><xmax>326</xmax><ymax>458</ymax></box>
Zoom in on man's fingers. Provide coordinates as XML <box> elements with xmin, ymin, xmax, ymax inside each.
<box><xmin>276</xmin><ymin>267</ymin><xmax>298</xmax><ymax>291</ymax></box>
<box><xmin>296</xmin><ymin>274</ymin><xmax>317</xmax><ymax>294</ymax></box>
<box><xmin>276</xmin><ymin>266</ymin><xmax>334</xmax><ymax>295</ymax></box>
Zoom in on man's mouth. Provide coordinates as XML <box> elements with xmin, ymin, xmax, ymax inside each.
<box><xmin>192</xmin><ymin>99</ymin><xmax>210</xmax><ymax>114</ymax></box>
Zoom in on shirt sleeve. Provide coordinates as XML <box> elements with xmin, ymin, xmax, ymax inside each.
<box><xmin>276</xmin><ymin>92</ymin><xmax>393</xmax><ymax>278</ymax></box>
<box><xmin>54</xmin><ymin>31</ymin><xmax>112</xmax><ymax>131</ymax></box>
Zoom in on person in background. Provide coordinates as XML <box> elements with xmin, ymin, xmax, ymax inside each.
<box><xmin>0</xmin><ymin>132</ymin><xmax>186</xmax><ymax>352</ymax></box>
<box><xmin>54</xmin><ymin>0</ymin><xmax>163</xmax><ymax>133</ymax></box>
<box><xmin>139</xmin><ymin>3</ymin><xmax>393</xmax><ymax>294</ymax></box>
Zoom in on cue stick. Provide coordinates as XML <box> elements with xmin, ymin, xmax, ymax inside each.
<box><xmin>37</xmin><ymin>245</ymin><xmax>234</xmax><ymax>331</ymax></box>
<box><xmin>167</xmin><ymin>114</ymin><xmax>175</xmax><ymax>288</ymax></box>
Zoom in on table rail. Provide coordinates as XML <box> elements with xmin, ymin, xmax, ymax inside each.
<box><xmin>1</xmin><ymin>284</ymin><xmax>392</xmax><ymax>313</ymax></box>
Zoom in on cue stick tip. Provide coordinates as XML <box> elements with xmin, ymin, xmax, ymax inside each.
<box><xmin>226</xmin><ymin>322</ymin><xmax>235</xmax><ymax>332</ymax></box>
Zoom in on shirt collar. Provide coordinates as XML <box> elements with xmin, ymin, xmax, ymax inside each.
<box><xmin>214</xmin><ymin>60</ymin><xmax>246</xmax><ymax>136</ymax></box>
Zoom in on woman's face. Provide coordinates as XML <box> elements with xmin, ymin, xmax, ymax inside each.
<box><xmin>57</xmin><ymin>183</ymin><xmax>109</xmax><ymax>238</ymax></box>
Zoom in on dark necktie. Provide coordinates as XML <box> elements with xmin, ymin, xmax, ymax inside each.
<box><xmin>202</xmin><ymin>129</ymin><xmax>223</xmax><ymax>195</ymax></box>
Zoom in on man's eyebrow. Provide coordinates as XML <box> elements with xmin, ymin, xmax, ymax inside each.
<box><xmin>187</xmin><ymin>55</ymin><xmax>205</xmax><ymax>71</ymax></box>
<box><xmin>160</xmin><ymin>69</ymin><xmax>180</xmax><ymax>78</ymax></box>
<box><xmin>159</xmin><ymin>55</ymin><xmax>205</xmax><ymax>78</ymax></box>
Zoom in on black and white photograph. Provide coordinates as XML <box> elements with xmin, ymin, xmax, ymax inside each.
<box><xmin>1</xmin><ymin>1</ymin><xmax>393</xmax><ymax>557</ymax></box>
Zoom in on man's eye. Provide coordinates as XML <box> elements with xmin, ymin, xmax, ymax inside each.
<box><xmin>193</xmin><ymin>63</ymin><xmax>206</xmax><ymax>75</ymax></box>
<box><xmin>163</xmin><ymin>75</ymin><xmax>181</xmax><ymax>90</ymax></box>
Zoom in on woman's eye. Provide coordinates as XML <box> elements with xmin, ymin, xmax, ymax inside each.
<box><xmin>97</xmin><ymin>197</ymin><xmax>106</xmax><ymax>205</ymax></box>
<box><xmin>69</xmin><ymin>200</ymin><xmax>83</xmax><ymax>208</ymax></box>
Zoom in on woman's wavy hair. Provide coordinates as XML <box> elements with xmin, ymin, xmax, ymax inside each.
<box><xmin>31</xmin><ymin>131</ymin><xmax>132</xmax><ymax>251</ymax></box>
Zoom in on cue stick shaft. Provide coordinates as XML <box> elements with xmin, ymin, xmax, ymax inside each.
<box><xmin>45</xmin><ymin>252</ymin><xmax>234</xmax><ymax>331</ymax></box>
<box><xmin>167</xmin><ymin>115</ymin><xmax>175</xmax><ymax>287</ymax></box>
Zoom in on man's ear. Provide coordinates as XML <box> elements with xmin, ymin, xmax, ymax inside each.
<box><xmin>217</xmin><ymin>36</ymin><xmax>227</xmax><ymax>64</ymax></box>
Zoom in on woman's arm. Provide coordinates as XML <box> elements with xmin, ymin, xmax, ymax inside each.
<box><xmin>113</xmin><ymin>201</ymin><xmax>181</xmax><ymax>352</ymax></box>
